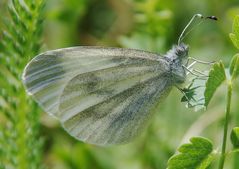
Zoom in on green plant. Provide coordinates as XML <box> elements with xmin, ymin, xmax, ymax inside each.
<box><xmin>0</xmin><ymin>0</ymin><xmax>45</xmax><ymax>168</ymax></box>
<box><xmin>167</xmin><ymin>15</ymin><xmax>239</xmax><ymax>169</ymax></box>
<box><xmin>119</xmin><ymin>0</ymin><xmax>173</xmax><ymax>53</ymax></box>
<box><xmin>1</xmin><ymin>0</ymin><xmax>238</xmax><ymax>169</ymax></box>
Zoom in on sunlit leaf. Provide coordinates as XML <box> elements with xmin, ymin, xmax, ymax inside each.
<box><xmin>229</xmin><ymin>53</ymin><xmax>239</xmax><ymax>80</ymax></box>
<box><xmin>230</xmin><ymin>34</ymin><xmax>239</xmax><ymax>49</ymax></box>
<box><xmin>230</xmin><ymin>15</ymin><xmax>239</xmax><ymax>49</ymax></box>
<box><xmin>231</xmin><ymin>127</ymin><xmax>239</xmax><ymax>148</ymax></box>
<box><xmin>204</xmin><ymin>61</ymin><xmax>226</xmax><ymax>107</ymax></box>
<box><xmin>167</xmin><ymin>137</ymin><xmax>214</xmax><ymax>169</ymax></box>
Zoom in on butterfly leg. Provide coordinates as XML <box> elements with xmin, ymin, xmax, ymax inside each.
<box><xmin>183</xmin><ymin>65</ymin><xmax>207</xmax><ymax>78</ymax></box>
<box><xmin>188</xmin><ymin>57</ymin><xmax>215</xmax><ymax>65</ymax></box>
<box><xmin>192</xmin><ymin>69</ymin><xmax>208</xmax><ymax>77</ymax></box>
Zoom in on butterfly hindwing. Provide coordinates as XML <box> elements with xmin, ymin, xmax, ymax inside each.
<box><xmin>22</xmin><ymin>46</ymin><xmax>171</xmax><ymax>145</ymax></box>
<box><xmin>61</xmin><ymin>74</ymin><xmax>172</xmax><ymax>145</ymax></box>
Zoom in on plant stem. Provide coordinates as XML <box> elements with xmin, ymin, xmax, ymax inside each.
<box><xmin>218</xmin><ymin>81</ymin><xmax>232</xmax><ymax>169</ymax></box>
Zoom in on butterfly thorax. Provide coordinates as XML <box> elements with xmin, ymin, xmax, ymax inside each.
<box><xmin>164</xmin><ymin>43</ymin><xmax>189</xmax><ymax>84</ymax></box>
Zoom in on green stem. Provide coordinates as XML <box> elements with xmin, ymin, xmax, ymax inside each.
<box><xmin>218</xmin><ymin>81</ymin><xmax>232</xmax><ymax>169</ymax></box>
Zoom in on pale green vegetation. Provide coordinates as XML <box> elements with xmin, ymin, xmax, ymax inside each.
<box><xmin>0</xmin><ymin>0</ymin><xmax>239</xmax><ymax>169</ymax></box>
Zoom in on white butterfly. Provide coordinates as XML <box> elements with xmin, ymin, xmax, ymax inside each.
<box><xmin>22</xmin><ymin>14</ymin><xmax>215</xmax><ymax>145</ymax></box>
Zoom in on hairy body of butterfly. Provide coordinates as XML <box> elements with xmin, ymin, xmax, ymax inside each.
<box><xmin>22</xmin><ymin>43</ymin><xmax>189</xmax><ymax>145</ymax></box>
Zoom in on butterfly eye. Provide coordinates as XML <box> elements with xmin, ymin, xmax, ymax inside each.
<box><xmin>176</xmin><ymin>48</ymin><xmax>186</xmax><ymax>57</ymax></box>
<box><xmin>177</xmin><ymin>45</ymin><xmax>189</xmax><ymax>57</ymax></box>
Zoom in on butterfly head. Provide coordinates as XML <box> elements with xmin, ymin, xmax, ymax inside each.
<box><xmin>174</xmin><ymin>43</ymin><xmax>189</xmax><ymax>58</ymax></box>
<box><xmin>165</xmin><ymin>43</ymin><xmax>189</xmax><ymax>61</ymax></box>
<box><xmin>165</xmin><ymin>43</ymin><xmax>189</xmax><ymax>84</ymax></box>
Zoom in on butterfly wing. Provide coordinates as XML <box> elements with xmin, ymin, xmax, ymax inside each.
<box><xmin>22</xmin><ymin>46</ymin><xmax>172</xmax><ymax>145</ymax></box>
<box><xmin>61</xmin><ymin>74</ymin><xmax>172</xmax><ymax>145</ymax></box>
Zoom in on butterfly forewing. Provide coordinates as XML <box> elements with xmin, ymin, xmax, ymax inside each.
<box><xmin>59</xmin><ymin>59</ymin><xmax>166</xmax><ymax>121</ymax></box>
<box><xmin>22</xmin><ymin>46</ymin><xmax>172</xmax><ymax>145</ymax></box>
<box><xmin>62</xmin><ymin>75</ymin><xmax>172</xmax><ymax>145</ymax></box>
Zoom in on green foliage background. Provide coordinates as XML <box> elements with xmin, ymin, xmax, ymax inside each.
<box><xmin>0</xmin><ymin>0</ymin><xmax>239</xmax><ymax>169</ymax></box>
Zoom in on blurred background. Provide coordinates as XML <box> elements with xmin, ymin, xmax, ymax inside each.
<box><xmin>0</xmin><ymin>0</ymin><xmax>239</xmax><ymax>169</ymax></box>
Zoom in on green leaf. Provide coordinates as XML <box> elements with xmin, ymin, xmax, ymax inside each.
<box><xmin>230</xmin><ymin>15</ymin><xmax>239</xmax><ymax>49</ymax></box>
<box><xmin>229</xmin><ymin>34</ymin><xmax>239</xmax><ymax>49</ymax></box>
<box><xmin>231</xmin><ymin>127</ymin><xmax>239</xmax><ymax>148</ymax></box>
<box><xmin>181</xmin><ymin>75</ymin><xmax>208</xmax><ymax>111</ymax></box>
<box><xmin>167</xmin><ymin>137</ymin><xmax>214</xmax><ymax>169</ymax></box>
<box><xmin>204</xmin><ymin>61</ymin><xmax>226</xmax><ymax>107</ymax></box>
<box><xmin>0</xmin><ymin>0</ymin><xmax>45</xmax><ymax>168</ymax></box>
<box><xmin>229</xmin><ymin>53</ymin><xmax>239</xmax><ymax>80</ymax></box>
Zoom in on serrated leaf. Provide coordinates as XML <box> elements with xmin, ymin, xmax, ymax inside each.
<box><xmin>230</xmin><ymin>15</ymin><xmax>239</xmax><ymax>49</ymax></box>
<box><xmin>229</xmin><ymin>53</ymin><xmax>239</xmax><ymax>80</ymax></box>
<box><xmin>204</xmin><ymin>61</ymin><xmax>226</xmax><ymax>107</ymax></box>
<box><xmin>230</xmin><ymin>127</ymin><xmax>239</xmax><ymax>148</ymax></box>
<box><xmin>229</xmin><ymin>33</ymin><xmax>239</xmax><ymax>49</ymax></box>
<box><xmin>233</xmin><ymin>16</ymin><xmax>239</xmax><ymax>37</ymax></box>
<box><xmin>196</xmin><ymin>155</ymin><xmax>214</xmax><ymax>169</ymax></box>
<box><xmin>181</xmin><ymin>75</ymin><xmax>208</xmax><ymax>111</ymax></box>
<box><xmin>167</xmin><ymin>137</ymin><xmax>214</xmax><ymax>169</ymax></box>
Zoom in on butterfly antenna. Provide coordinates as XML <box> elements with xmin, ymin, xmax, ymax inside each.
<box><xmin>179</xmin><ymin>20</ymin><xmax>204</xmax><ymax>43</ymax></box>
<box><xmin>178</xmin><ymin>14</ymin><xmax>203</xmax><ymax>45</ymax></box>
<box><xmin>177</xmin><ymin>14</ymin><xmax>218</xmax><ymax>45</ymax></box>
